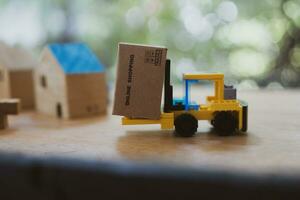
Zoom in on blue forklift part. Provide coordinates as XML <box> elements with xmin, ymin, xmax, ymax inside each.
<box><xmin>184</xmin><ymin>79</ymin><xmax>200</xmax><ymax>111</ymax></box>
<box><xmin>185</xmin><ymin>79</ymin><xmax>189</xmax><ymax>111</ymax></box>
<box><xmin>188</xmin><ymin>104</ymin><xmax>200</xmax><ymax>110</ymax></box>
<box><xmin>173</xmin><ymin>98</ymin><xmax>184</xmax><ymax>105</ymax></box>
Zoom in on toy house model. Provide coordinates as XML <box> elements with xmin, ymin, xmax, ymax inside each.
<box><xmin>35</xmin><ymin>43</ymin><xmax>107</xmax><ymax>119</ymax></box>
<box><xmin>0</xmin><ymin>41</ymin><xmax>37</xmax><ymax>109</ymax></box>
<box><xmin>0</xmin><ymin>42</ymin><xmax>11</xmax><ymax>99</ymax></box>
<box><xmin>0</xmin><ymin>63</ymin><xmax>10</xmax><ymax>99</ymax></box>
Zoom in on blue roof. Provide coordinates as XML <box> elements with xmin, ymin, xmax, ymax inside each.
<box><xmin>48</xmin><ymin>43</ymin><xmax>105</xmax><ymax>74</ymax></box>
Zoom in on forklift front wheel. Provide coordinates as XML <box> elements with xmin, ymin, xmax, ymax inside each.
<box><xmin>174</xmin><ymin>113</ymin><xmax>198</xmax><ymax>137</ymax></box>
<box><xmin>212</xmin><ymin>111</ymin><xmax>238</xmax><ymax>136</ymax></box>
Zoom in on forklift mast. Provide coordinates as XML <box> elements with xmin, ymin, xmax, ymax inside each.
<box><xmin>163</xmin><ymin>59</ymin><xmax>173</xmax><ymax>113</ymax></box>
<box><xmin>163</xmin><ymin>59</ymin><xmax>185</xmax><ymax>113</ymax></box>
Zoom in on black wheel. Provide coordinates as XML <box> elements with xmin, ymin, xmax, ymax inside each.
<box><xmin>212</xmin><ymin>111</ymin><xmax>238</xmax><ymax>136</ymax></box>
<box><xmin>174</xmin><ymin>113</ymin><xmax>198</xmax><ymax>137</ymax></box>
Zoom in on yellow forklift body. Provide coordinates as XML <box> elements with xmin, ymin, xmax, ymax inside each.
<box><xmin>122</xmin><ymin>70</ymin><xmax>247</xmax><ymax>133</ymax></box>
<box><xmin>122</xmin><ymin>100</ymin><xmax>243</xmax><ymax>130</ymax></box>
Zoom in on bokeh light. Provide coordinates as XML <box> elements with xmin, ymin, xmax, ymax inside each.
<box><xmin>0</xmin><ymin>0</ymin><xmax>299</xmax><ymax>87</ymax></box>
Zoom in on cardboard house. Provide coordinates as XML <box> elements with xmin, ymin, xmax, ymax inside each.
<box><xmin>0</xmin><ymin>63</ymin><xmax>10</xmax><ymax>99</ymax></box>
<box><xmin>35</xmin><ymin>43</ymin><xmax>107</xmax><ymax>119</ymax></box>
<box><xmin>0</xmin><ymin>41</ymin><xmax>10</xmax><ymax>99</ymax></box>
<box><xmin>0</xmin><ymin>41</ymin><xmax>37</xmax><ymax>109</ymax></box>
<box><xmin>0</xmin><ymin>42</ymin><xmax>11</xmax><ymax>99</ymax></box>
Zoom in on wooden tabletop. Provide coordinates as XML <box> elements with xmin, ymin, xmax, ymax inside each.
<box><xmin>0</xmin><ymin>89</ymin><xmax>300</xmax><ymax>174</ymax></box>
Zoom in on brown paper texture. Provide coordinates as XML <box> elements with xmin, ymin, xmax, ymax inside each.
<box><xmin>113</xmin><ymin>43</ymin><xmax>167</xmax><ymax>119</ymax></box>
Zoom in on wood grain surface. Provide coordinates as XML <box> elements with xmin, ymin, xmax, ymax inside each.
<box><xmin>0</xmin><ymin>89</ymin><xmax>300</xmax><ymax>174</ymax></box>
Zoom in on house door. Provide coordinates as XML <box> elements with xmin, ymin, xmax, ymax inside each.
<box><xmin>56</xmin><ymin>103</ymin><xmax>63</xmax><ymax>118</ymax></box>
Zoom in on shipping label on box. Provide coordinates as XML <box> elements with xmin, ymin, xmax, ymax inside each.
<box><xmin>113</xmin><ymin>43</ymin><xmax>167</xmax><ymax>119</ymax></box>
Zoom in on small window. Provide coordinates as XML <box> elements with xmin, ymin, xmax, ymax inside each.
<box><xmin>40</xmin><ymin>75</ymin><xmax>47</xmax><ymax>88</ymax></box>
<box><xmin>56</xmin><ymin>103</ymin><xmax>62</xmax><ymax>118</ymax></box>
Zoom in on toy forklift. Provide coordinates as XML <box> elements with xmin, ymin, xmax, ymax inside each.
<box><xmin>122</xmin><ymin>59</ymin><xmax>248</xmax><ymax>137</ymax></box>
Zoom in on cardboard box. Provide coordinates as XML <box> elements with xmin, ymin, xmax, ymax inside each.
<box><xmin>113</xmin><ymin>43</ymin><xmax>167</xmax><ymax>119</ymax></box>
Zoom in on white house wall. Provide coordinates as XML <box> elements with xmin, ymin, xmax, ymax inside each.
<box><xmin>35</xmin><ymin>48</ymin><xmax>69</xmax><ymax>118</ymax></box>
<box><xmin>0</xmin><ymin>64</ymin><xmax>10</xmax><ymax>98</ymax></box>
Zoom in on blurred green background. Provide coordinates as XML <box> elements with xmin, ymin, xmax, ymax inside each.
<box><xmin>0</xmin><ymin>0</ymin><xmax>300</xmax><ymax>88</ymax></box>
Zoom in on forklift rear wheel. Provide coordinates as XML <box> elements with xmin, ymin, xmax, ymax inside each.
<box><xmin>174</xmin><ymin>113</ymin><xmax>198</xmax><ymax>137</ymax></box>
<box><xmin>212</xmin><ymin>111</ymin><xmax>238</xmax><ymax>136</ymax></box>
